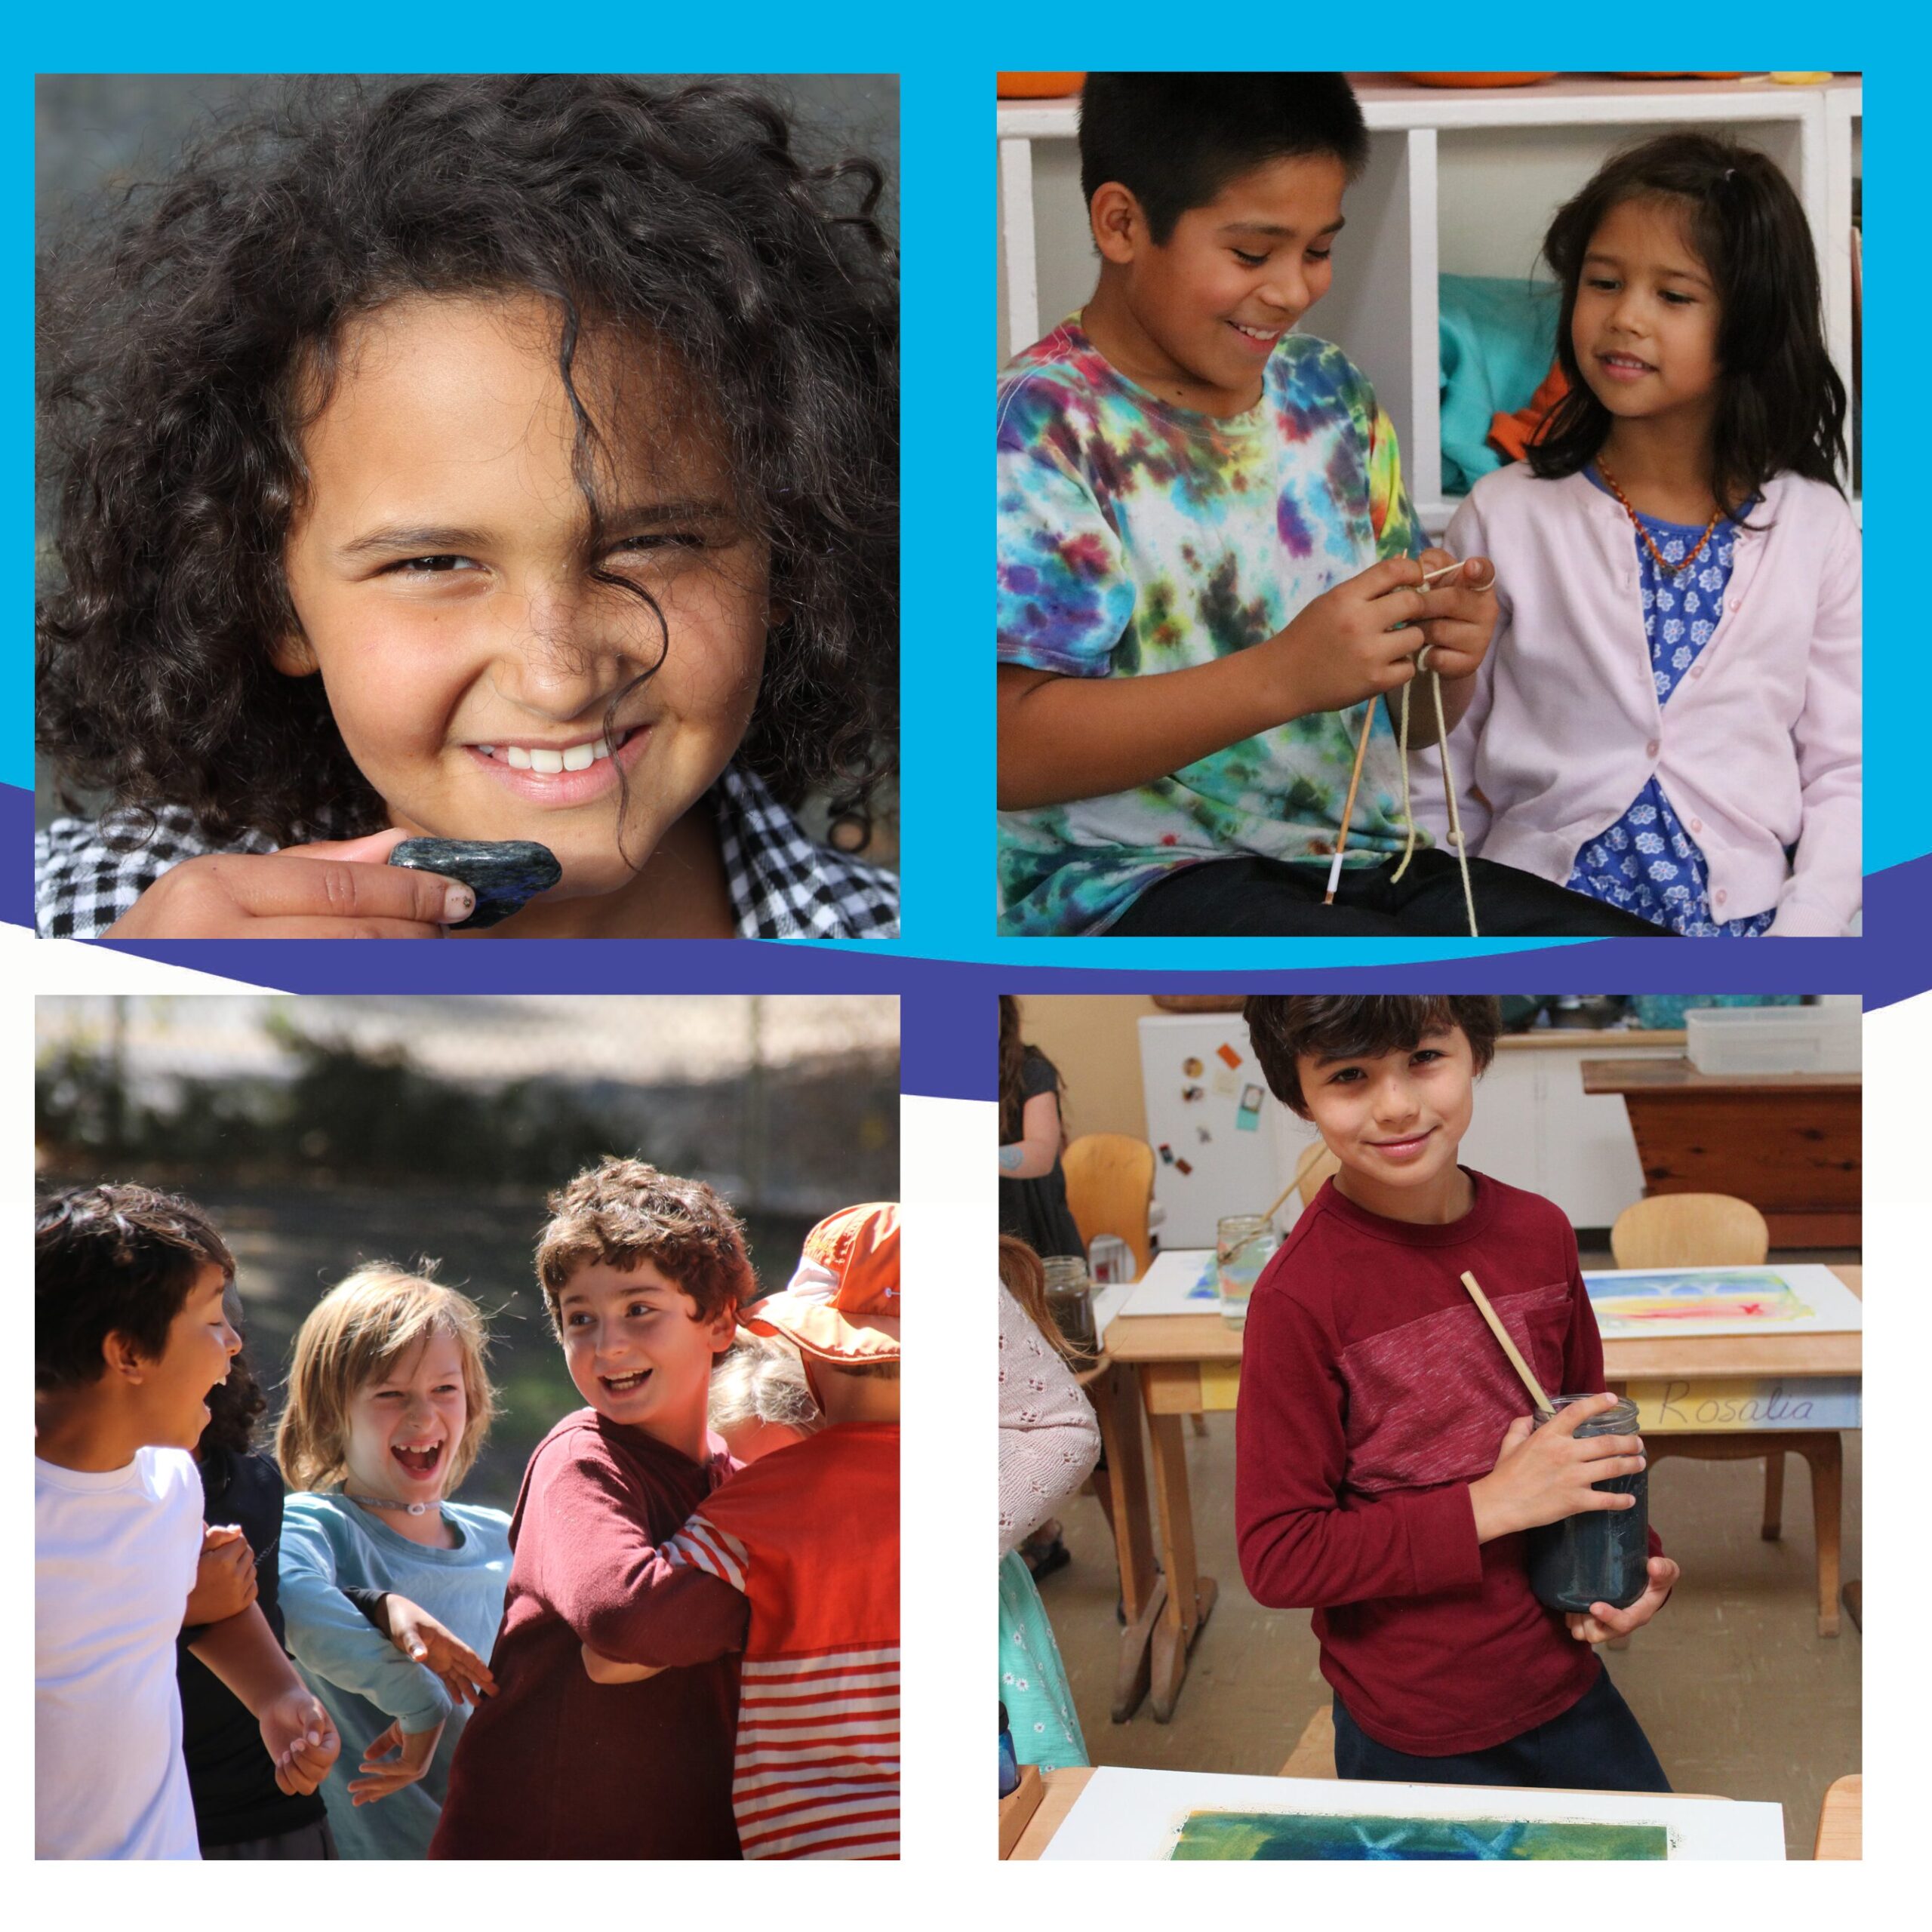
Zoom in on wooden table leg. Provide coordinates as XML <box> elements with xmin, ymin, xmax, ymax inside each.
<box><xmin>1091</xmin><ymin>1363</ymin><xmax>1160</xmax><ymax>1721</ymax></box>
<box><xmin>1761</xmin><ymin>1450</ymin><xmax>1786</xmax><ymax>1541</ymax></box>
<box><xmin>1144</xmin><ymin>1402</ymin><xmax>1218</xmax><ymax>1722</ymax></box>
<box><xmin>1803</xmin><ymin>1432</ymin><xmax>1842</xmax><ymax>1638</ymax></box>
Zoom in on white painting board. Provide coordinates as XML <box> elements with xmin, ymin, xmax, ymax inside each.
<box><xmin>1088</xmin><ymin>1279</ymin><xmax>1134</xmax><ymax>1341</ymax></box>
<box><xmin>1117</xmin><ymin>1248</ymin><xmax>1218</xmax><ymax>1319</ymax></box>
<box><xmin>1039</xmin><ymin>1764</ymin><xmax>1786</xmax><ymax>1861</ymax></box>
<box><xmin>1583</xmin><ymin>1263</ymin><xmax>1863</xmax><ymax>1341</ymax></box>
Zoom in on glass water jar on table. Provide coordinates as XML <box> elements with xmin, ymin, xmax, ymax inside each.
<box><xmin>1215</xmin><ymin>1214</ymin><xmax>1278</xmax><ymax>1327</ymax></box>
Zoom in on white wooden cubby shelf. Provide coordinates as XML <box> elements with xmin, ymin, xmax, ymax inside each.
<box><xmin>997</xmin><ymin>75</ymin><xmax>1862</xmax><ymax>534</ymax></box>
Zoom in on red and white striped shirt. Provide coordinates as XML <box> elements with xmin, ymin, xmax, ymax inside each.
<box><xmin>666</xmin><ymin>1422</ymin><xmax>899</xmax><ymax>1860</ymax></box>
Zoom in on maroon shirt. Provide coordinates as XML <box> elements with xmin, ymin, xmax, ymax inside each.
<box><xmin>1235</xmin><ymin>1170</ymin><xmax>1662</xmax><ymax>1756</ymax></box>
<box><xmin>429</xmin><ymin>1410</ymin><xmax>748</xmax><ymax>1860</ymax></box>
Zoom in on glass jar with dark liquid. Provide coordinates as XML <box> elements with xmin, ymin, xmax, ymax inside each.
<box><xmin>1525</xmin><ymin>1395</ymin><xmax>1648</xmax><ymax>1613</ymax></box>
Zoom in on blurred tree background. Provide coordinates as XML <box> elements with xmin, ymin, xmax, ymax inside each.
<box><xmin>37</xmin><ymin>994</ymin><xmax>899</xmax><ymax>1509</ymax></box>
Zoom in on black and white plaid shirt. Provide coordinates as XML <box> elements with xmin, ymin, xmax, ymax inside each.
<box><xmin>35</xmin><ymin>763</ymin><xmax>899</xmax><ymax>941</ymax></box>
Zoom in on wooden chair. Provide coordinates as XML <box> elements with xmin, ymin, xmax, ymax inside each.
<box><xmin>1294</xmin><ymin>1140</ymin><xmax>1341</xmax><ymax>1211</ymax></box>
<box><xmin>1609</xmin><ymin>1192</ymin><xmax>1844</xmax><ymax>1637</ymax></box>
<box><xmin>1610</xmin><ymin>1192</ymin><xmax>1769</xmax><ymax>1269</ymax></box>
<box><xmin>1063</xmin><ymin>1133</ymin><xmax>1155</xmax><ymax>1281</ymax></box>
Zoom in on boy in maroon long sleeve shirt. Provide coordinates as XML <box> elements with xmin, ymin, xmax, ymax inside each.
<box><xmin>1235</xmin><ymin>996</ymin><xmax>1678</xmax><ymax>1790</ymax></box>
<box><xmin>429</xmin><ymin>1160</ymin><xmax>751</xmax><ymax>1859</ymax></box>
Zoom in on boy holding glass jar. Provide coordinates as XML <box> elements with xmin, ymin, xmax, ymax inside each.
<box><xmin>1232</xmin><ymin>995</ymin><xmax>1678</xmax><ymax>1791</ymax></box>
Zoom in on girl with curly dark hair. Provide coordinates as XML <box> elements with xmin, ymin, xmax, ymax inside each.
<box><xmin>37</xmin><ymin>74</ymin><xmax>898</xmax><ymax>939</ymax></box>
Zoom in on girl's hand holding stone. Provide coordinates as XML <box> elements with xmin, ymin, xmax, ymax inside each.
<box><xmin>105</xmin><ymin>828</ymin><xmax>473</xmax><ymax>938</ymax></box>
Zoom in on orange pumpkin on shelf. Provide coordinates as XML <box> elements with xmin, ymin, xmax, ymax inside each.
<box><xmin>1403</xmin><ymin>72</ymin><xmax>1556</xmax><ymax>88</ymax></box>
<box><xmin>996</xmin><ymin>74</ymin><xmax>1085</xmax><ymax>100</ymax></box>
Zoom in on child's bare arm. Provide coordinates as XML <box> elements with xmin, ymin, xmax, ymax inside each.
<box><xmin>367</xmin><ymin>1592</ymin><xmax>498</xmax><ymax>1706</ymax></box>
<box><xmin>183</xmin><ymin>1523</ymin><xmax>258</xmax><ymax>1626</ymax></box>
<box><xmin>998</xmin><ymin>555</ymin><xmax>1496</xmax><ymax>810</ymax></box>
<box><xmin>581</xmin><ymin>1642</ymin><xmax>664</xmax><ymax>1684</ymax></box>
<box><xmin>186</xmin><ymin>1604</ymin><xmax>341</xmax><ymax>1795</ymax></box>
<box><xmin>106</xmin><ymin>829</ymin><xmax>472</xmax><ymax>940</ymax></box>
<box><xmin>1467</xmin><ymin>1393</ymin><xmax>1647</xmax><ymax>1544</ymax></box>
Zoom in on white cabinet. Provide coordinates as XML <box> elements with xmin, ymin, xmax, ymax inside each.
<box><xmin>997</xmin><ymin>75</ymin><xmax>1861</xmax><ymax>534</ymax></box>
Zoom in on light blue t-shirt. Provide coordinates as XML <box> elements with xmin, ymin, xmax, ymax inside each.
<box><xmin>278</xmin><ymin>1493</ymin><xmax>511</xmax><ymax>1861</ymax></box>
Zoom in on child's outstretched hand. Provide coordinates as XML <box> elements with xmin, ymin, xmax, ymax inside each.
<box><xmin>580</xmin><ymin>1641</ymin><xmax>663</xmax><ymax>1685</ymax></box>
<box><xmin>348</xmin><ymin>1717</ymin><xmax>445</xmax><ymax>1806</ymax></box>
<box><xmin>1469</xmin><ymin>1392</ymin><xmax>1647</xmax><ymax>1544</ymax></box>
<box><xmin>380</xmin><ymin>1593</ymin><xmax>498</xmax><ymax>1706</ymax></box>
<box><xmin>1411</xmin><ymin>547</ymin><xmax>1499</xmax><ymax>683</ymax></box>
<box><xmin>183</xmin><ymin>1523</ymin><xmax>258</xmax><ymax>1626</ymax></box>
<box><xmin>105</xmin><ymin>829</ymin><xmax>475</xmax><ymax>939</ymax></box>
<box><xmin>1565</xmin><ymin>1555</ymin><xmax>1681</xmax><ymax>1644</ymax></box>
<box><xmin>261</xmin><ymin>1690</ymin><xmax>340</xmax><ymax>1798</ymax></box>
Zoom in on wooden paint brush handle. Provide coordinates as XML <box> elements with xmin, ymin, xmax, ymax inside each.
<box><xmin>1459</xmin><ymin>1269</ymin><xmax>1555</xmax><ymax>1414</ymax></box>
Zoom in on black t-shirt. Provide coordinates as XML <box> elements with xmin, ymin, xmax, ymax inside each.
<box><xmin>176</xmin><ymin>1447</ymin><xmax>329</xmax><ymax>1848</ymax></box>
<box><xmin>998</xmin><ymin>1048</ymin><xmax>1084</xmax><ymax>1260</ymax></box>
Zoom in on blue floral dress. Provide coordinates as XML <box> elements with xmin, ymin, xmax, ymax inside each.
<box><xmin>1566</xmin><ymin>477</ymin><xmax>1774</xmax><ymax>937</ymax></box>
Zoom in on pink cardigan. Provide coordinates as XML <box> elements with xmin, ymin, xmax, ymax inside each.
<box><xmin>1415</xmin><ymin>465</ymin><xmax>1861</xmax><ymax>935</ymax></box>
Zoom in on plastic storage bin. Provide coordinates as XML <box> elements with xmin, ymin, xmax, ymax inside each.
<box><xmin>1685</xmin><ymin>1005</ymin><xmax>1861</xmax><ymax>1075</ymax></box>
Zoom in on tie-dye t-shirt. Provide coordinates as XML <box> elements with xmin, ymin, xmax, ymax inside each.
<box><xmin>997</xmin><ymin>319</ymin><xmax>1425</xmax><ymax>936</ymax></box>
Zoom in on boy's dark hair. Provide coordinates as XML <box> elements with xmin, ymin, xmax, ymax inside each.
<box><xmin>1078</xmin><ymin>74</ymin><xmax>1368</xmax><ymax>244</ymax></box>
<box><xmin>1243</xmin><ymin>996</ymin><xmax>1502</xmax><ymax>1117</ymax></box>
<box><xmin>38</xmin><ymin>75</ymin><xmax>898</xmax><ymax>847</ymax></box>
<box><xmin>536</xmin><ymin>1157</ymin><xmax>755</xmax><ymax>1335</ymax></box>
<box><xmin>1528</xmin><ymin>131</ymin><xmax>1847</xmax><ymax>515</ymax></box>
<box><xmin>35</xmin><ymin>1183</ymin><xmax>233</xmax><ymax>1393</ymax></box>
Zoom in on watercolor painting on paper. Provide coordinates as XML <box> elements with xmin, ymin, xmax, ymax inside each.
<box><xmin>1169</xmin><ymin>1810</ymin><xmax>1669</xmax><ymax>1861</ymax></box>
<box><xmin>1582</xmin><ymin>1263</ymin><xmax>1863</xmax><ymax>1342</ymax></box>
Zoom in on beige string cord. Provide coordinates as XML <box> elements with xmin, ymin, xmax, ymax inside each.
<box><xmin>1325</xmin><ymin>560</ymin><xmax>1481</xmax><ymax>936</ymax></box>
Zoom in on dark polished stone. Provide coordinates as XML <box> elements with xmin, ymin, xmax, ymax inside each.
<box><xmin>388</xmin><ymin>838</ymin><xmax>562</xmax><ymax>931</ymax></box>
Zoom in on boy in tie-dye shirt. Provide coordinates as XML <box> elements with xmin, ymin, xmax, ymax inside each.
<box><xmin>996</xmin><ymin>75</ymin><xmax>1660</xmax><ymax>940</ymax></box>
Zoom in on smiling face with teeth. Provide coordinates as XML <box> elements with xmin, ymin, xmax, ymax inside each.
<box><xmin>1571</xmin><ymin>196</ymin><xmax>1723</xmax><ymax>452</ymax></box>
<box><xmin>278</xmin><ymin>291</ymin><xmax>771</xmax><ymax>935</ymax></box>
<box><xmin>556</xmin><ymin>1260</ymin><xmax>737</xmax><ymax>1462</ymax></box>
<box><xmin>343</xmin><ymin>1329</ymin><xmax>470</xmax><ymax>1515</ymax></box>
<box><xmin>1082</xmin><ymin>152</ymin><xmax>1349</xmax><ymax>417</ymax></box>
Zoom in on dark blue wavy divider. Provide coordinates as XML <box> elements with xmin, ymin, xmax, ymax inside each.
<box><xmin>14</xmin><ymin>783</ymin><xmax>1918</xmax><ymax>1101</ymax></box>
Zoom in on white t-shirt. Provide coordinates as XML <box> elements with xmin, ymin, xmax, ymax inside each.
<box><xmin>36</xmin><ymin>1445</ymin><xmax>205</xmax><ymax>1859</ymax></box>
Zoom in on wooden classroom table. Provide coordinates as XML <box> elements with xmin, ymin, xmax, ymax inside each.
<box><xmin>1581</xmin><ymin>1057</ymin><xmax>1861</xmax><ymax>1247</ymax></box>
<box><xmin>1101</xmin><ymin>1261</ymin><xmax>1860</xmax><ymax>1721</ymax></box>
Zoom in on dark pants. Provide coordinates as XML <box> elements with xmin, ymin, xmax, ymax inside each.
<box><xmin>1332</xmin><ymin>1667</ymin><xmax>1671</xmax><ymax>1794</ymax></box>
<box><xmin>202</xmin><ymin>1819</ymin><xmax>340</xmax><ymax>1860</ymax></box>
<box><xmin>1109</xmin><ymin>850</ymin><xmax>1672</xmax><ymax>938</ymax></box>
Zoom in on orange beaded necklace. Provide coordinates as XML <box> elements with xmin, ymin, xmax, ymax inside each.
<box><xmin>1596</xmin><ymin>460</ymin><xmax>1724</xmax><ymax>576</ymax></box>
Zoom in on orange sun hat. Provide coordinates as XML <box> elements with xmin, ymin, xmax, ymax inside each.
<box><xmin>742</xmin><ymin>1201</ymin><xmax>900</xmax><ymax>1364</ymax></box>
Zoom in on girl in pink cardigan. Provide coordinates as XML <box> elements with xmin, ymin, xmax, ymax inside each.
<box><xmin>1432</xmin><ymin>133</ymin><xmax>1860</xmax><ymax>936</ymax></box>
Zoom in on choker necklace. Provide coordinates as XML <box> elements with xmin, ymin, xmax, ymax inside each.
<box><xmin>1596</xmin><ymin>460</ymin><xmax>1723</xmax><ymax>577</ymax></box>
<box><xmin>343</xmin><ymin>1493</ymin><xmax>435</xmax><ymax>1518</ymax></box>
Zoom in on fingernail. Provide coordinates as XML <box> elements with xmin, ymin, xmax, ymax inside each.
<box><xmin>443</xmin><ymin>885</ymin><xmax>475</xmax><ymax>923</ymax></box>
<box><xmin>411</xmin><ymin>1646</ymin><xmax>427</xmax><ymax>1660</ymax></box>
